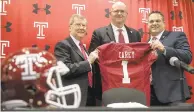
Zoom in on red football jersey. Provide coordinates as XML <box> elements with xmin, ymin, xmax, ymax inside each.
<box><xmin>98</xmin><ymin>42</ymin><xmax>157</xmax><ymax>106</ymax></box>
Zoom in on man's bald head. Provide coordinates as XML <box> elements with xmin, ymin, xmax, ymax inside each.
<box><xmin>110</xmin><ymin>1</ymin><xmax>128</xmax><ymax>28</ymax></box>
<box><xmin>111</xmin><ymin>1</ymin><xmax>127</xmax><ymax>13</ymax></box>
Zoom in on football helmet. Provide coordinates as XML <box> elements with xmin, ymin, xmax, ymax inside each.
<box><xmin>1</xmin><ymin>47</ymin><xmax>81</xmax><ymax>109</ymax></box>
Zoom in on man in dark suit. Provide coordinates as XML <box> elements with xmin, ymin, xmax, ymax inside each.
<box><xmin>148</xmin><ymin>11</ymin><xmax>192</xmax><ymax>106</ymax></box>
<box><xmin>88</xmin><ymin>1</ymin><xmax>141</xmax><ymax>105</ymax></box>
<box><xmin>54</xmin><ymin>14</ymin><xmax>98</xmax><ymax>106</ymax></box>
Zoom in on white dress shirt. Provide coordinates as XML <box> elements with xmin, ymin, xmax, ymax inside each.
<box><xmin>148</xmin><ymin>30</ymin><xmax>164</xmax><ymax>43</ymax></box>
<box><xmin>70</xmin><ymin>35</ymin><xmax>88</xmax><ymax>58</ymax></box>
<box><xmin>111</xmin><ymin>23</ymin><xmax>129</xmax><ymax>43</ymax></box>
<box><xmin>148</xmin><ymin>30</ymin><xmax>166</xmax><ymax>55</ymax></box>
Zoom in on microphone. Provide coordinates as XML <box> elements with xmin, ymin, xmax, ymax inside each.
<box><xmin>169</xmin><ymin>57</ymin><xmax>194</xmax><ymax>74</ymax></box>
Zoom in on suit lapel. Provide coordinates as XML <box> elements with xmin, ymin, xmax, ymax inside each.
<box><xmin>159</xmin><ymin>30</ymin><xmax>170</xmax><ymax>43</ymax></box>
<box><xmin>66</xmin><ymin>37</ymin><xmax>85</xmax><ymax>59</ymax></box>
<box><xmin>147</xmin><ymin>37</ymin><xmax>151</xmax><ymax>42</ymax></box>
<box><xmin>147</xmin><ymin>30</ymin><xmax>170</xmax><ymax>43</ymax></box>
<box><xmin>106</xmin><ymin>24</ymin><xmax>133</xmax><ymax>43</ymax></box>
<box><xmin>84</xmin><ymin>47</ymin><xmax>89</xmax><ymax>55</ymax></box>
<box><xmin>125</xmin><ymin>25</ymin><xmax>132</xmax><ymax>42</ymax></box>
<box><xmin>106</xmin><ymin>24</ymin><xmax>116</xmax><ymax>42</ymax></box>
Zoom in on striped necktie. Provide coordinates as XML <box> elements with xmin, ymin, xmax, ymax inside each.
<box><xmin>79</xmin><ymin>42</ymin><xmax>93</xmax><ymax>87</ymax></box>
<box><xmin>118</xmin><ymin>29</ymin><xmax>125</xmax><ymax>43</ymax></box>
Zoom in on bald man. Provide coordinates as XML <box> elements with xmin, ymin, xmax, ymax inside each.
<box><xmin>88</xmin><ymin>1</ymin><xmax>141</xmax><ymax>105</ymax></box>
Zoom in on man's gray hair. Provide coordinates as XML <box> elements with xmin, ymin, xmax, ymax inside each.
<box><xmin>69</xmin><ymin>14</ymin><xmax>87</xmax><ymax>25</ymax></box>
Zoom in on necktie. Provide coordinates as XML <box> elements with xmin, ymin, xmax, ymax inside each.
<box><xmin>118</xmin><ymin>29</ymin><xmax>125</xmax><ymax>43</ymax></box>
<box><xmin>150</xmin><ymin>37</ymin><xmax>157</xmax><ymax>83</ymax></box>
<box><xmin>152</xmin><ymin>36</ymin><xmax>157</xmax><ymax>41</ymax></box>
<box><xmin>150</xmin><ymin>37</ymin><xmax>157</xmax><ymax>84</ymax></box>
<box><xmin>79</xmin><ymin>42</ymin><xmax>93</xmax><ymax>87</ymax></box>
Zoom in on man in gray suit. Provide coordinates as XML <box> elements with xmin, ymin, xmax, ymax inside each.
<box><xmin>54</xmin><ymin>14</ymin><xmax>98</xmax><ymax>106</ymax></box>
<box><xmin>148</xmin><ymin>11</ymin><xmax>192</xmax><ymax>106</ymax></box>
<box><xmin>88</xmin><ymin>1</ymin><xmax>141</xmax><ymax>104</ymax></box>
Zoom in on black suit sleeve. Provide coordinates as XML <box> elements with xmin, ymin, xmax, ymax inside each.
<box><xmin>88</xmin><ymin>30</ymin><xmax>101</xmax><ymax>53</ymax></box>
<box><xmin>165</xmin><ymin>32</ymin><xmax>192</xmax><ymax>64</ymax></box>
<box><xmin>54</xmin><ymin>41</ymin><xmax>91</xmax><ymax>79</ymax></box>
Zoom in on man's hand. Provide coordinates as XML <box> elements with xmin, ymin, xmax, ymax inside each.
<box><xmin>88</xmin><ymin>49</ymin><xmax>99</xmax><ymax>64</ymax></box>
<box><xmin>150</xmin><ymin>40</ymin><xmax>165</xmax><ymax>52</ymax></box>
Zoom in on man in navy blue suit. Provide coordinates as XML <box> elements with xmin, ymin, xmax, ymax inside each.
<box><xmin>148</xmin><ymin>11</ymin><xmax>192</xmax><ymax>106</ymax></box>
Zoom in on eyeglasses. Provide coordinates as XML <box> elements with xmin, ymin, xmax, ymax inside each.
<box><xmin>148</xmin><ymin>19</ymin><xmax>163</xmax><ymax>24</ymax></box>
<box><xmin>111</xmin><ymin>10</ymin><xmax>128</xmax><ymax>14</ymax></box>
<box><xmin>72</xmin><ymin>23</ymin><xmax>86</xmax><ymax>28</ymax></box>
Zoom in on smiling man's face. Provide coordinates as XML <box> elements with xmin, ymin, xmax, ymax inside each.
<box><xmin>110</xmin><ymin>2</ymin><xmax>128</xmax><ymax>27</ymax></box>
<box><xmin>69</xmin><ymin>17</ymin><xmax>87</xmax><ymax>40</ymax></box>
<box><xmin>148</xmin><ymin>13</ymin><xmax>165</xmax><ymax>36</ymax></box>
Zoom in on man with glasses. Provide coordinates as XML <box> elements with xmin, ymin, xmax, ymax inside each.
<box><xmin>88</xmin><ymin>1</ymin><xmax>141</xmax><ymax>105</ymax></box>
<box><xmin>54</xmin><ymin>14</ymin><xmax>98</xmax><ymax>106</ymax></box>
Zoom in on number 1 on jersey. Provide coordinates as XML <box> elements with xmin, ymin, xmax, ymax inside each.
<box><xmin>121</xmin><ymin>61</ymin><xmax>130</xmax><ymax>83</ymax></box>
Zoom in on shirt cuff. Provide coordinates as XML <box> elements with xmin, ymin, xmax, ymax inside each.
<box><xmin>87</xmin><ymin>60</ymin><xmax>92</xmax><ymax>70</ymax></box>
<box><xmin>163</xmin><ymin>47</ymin><xmax>166</xmax><ymax>55</ymax></box>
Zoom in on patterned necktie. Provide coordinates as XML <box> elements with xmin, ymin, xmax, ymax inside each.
<box><xmin>150</xmin><ymin>36</ymin><xmax>157</xmax><ymax>83</ymax></box>
<box><xmin>79</xmin><ymin>42</ymin><xmax>93</xmax><ymax>87</ymax></box>
<box><xmin>152</xmin><ymin>36</ymin><xmax>157</xmax><ymax>41</ymax></box>
<box><xmin>118</xmin><ymin>29</ymin><xmax>125</xmax><ymax>43</ymax></box>
<box><xmin>150</xmin><ymin>37</ymin><xmax>157</xmax><ymax>83</ymax></box>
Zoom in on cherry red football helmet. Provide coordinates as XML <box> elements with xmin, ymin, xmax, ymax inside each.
<box><xmin>1</xmin><ymin>47</ymin><xmax>81</xmax><ymax>109</ymax></box>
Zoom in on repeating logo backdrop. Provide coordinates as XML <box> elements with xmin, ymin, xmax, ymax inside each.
<box><xmin>1</xmin><ymin>0</ymin><xmax>194</xmax><ymax>102</ymax></box>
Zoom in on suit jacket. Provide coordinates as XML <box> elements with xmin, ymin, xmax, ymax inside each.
<box><xmin>54</xmin><ymin>37</ymin><xmax>91</xmax><ymax>106</ymax></box>
<box><xmin>88</xmin><ymin>24</ymin><xmax>141</xmax><ymax>100</ymax></box>
<box><xmin>151</xmin><ymin>31</ymin><xmax>192</xmax><ymax>103</ymax></box>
